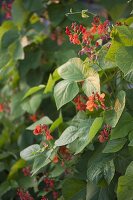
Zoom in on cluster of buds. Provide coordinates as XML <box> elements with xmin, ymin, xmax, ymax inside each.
<box><xmin>29</xmin><ymin>114</ymin><xmax>37</xmax><ymax>122</ymax></box>
<box><xmin>33</xmin><ymin>124</ymin><xmax>53</xmax><ymax>141</ymax></box>
<box><xmin>1</xmin><ymin>0</ymin><xmax>13</xmax><ymax>19</ymax></box>
<box><xmin>43</xmin><ymin>178</ymin><xmax>59</xmax><ymax>199</ymax></box>
<box><xmin>98</xmin><ymin>124</ymin><xmax>111</xmax><ymax>143</ymax></box>
<box><xmin>22</xmin><ymin>166</ymin><xmax>31</xmax><ymax>176</ymax></box>
<box><xmin>17</xmin><ymin>189</ymin><xmax>34</xmax><ymax>200</ymax></box>
<box><xmin>59</xmin><ymin>146</ymin><xmax>72</xmax><ymax>161</ymax></box>
<box><xmin>86</xmin><ymin>92</ymin><xmax>106</xmax><ymax>112</ymax></box>
<box><xmin>73</xmin><ymin>95</ymin><xmax>87</xmax><ymax>111</ymax></box>
<box><xmin>65</xmin><ymin>16</ymin><xmax>110</xmax><ymax>59</ymax></box>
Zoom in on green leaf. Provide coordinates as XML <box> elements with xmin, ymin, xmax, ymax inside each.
<box><xmin>32</xmin><ymin>148</ymin><xmax>57</xmax><ymax>175</ymax></box>
<box><xmin>8</xmin><ymin>159</ymin><xmax>26</xmax><ymax>179</ymax></box>
<box><xmin>69</xmin><ymin>117</ymin><xmax>103</xmax><ymax>154</ymax></box>
<box><xmin>12</xmin><ymin>0</ymin><xmax>29</xmax><ymax>28</ymax></box>
<box><xmin>26</xmin><ymin>116</ymin><xmax>53</xmax><ymax>130</ymax></box>
<box><xmin>22</xmin><ymin>93</ymin><xmax>42</xmax><ymax>114</ymax></box>
<box><xmin>82</xmin><ymin>68</ymin><xmax>100</xmax><ymax>96</ymax></box>
<box><xmin>55</xmin><ymin>126</ymin><xmax>79</xmax><ymax>146</ymax></box>
<box><xmin>116</xmin><ymin>26</ymin><xmax>133</xmax><ymax>46</ymax></box>
<box><xmin>117</xmin><ymin>162</ymin><xmax>133</xmax><ymax>200</ymax></box>
<box><xmin>54</xmin><ymin>80</ymin><xmax>79</xmax><ymax>110</ymax></box>
<box><xmin>103</xmin><ymin>138</ymin><xmax>127</xmax><ymax>153</ymax></box>
<box><xmin>0</xmin><ymin>180</ymin><xmax>18</xmax><ymax>198</ymax></box>
<box><xmin>44</xmin><ymin>69</ymin><xmax>60</xmax><ymax>94</ymax></box>
<box><xmin>58</xmin><ymin>58</ymin><xmax>84</xmax><ymax>81</ymax></box>
<box><xmin>23</xmin><ymin>85</ymin><xmax>45</xmax><ymax>99</ymax></box>
<box><xmin>87</xmin><ymin>152</ymin><xmax>114</xmax><ymax>184</ymax></box>
<box><xmin>49</xmin><ymin>113</ymin><xmax>63</xmax><ymax>132</ymax></box>
<box><xmin>105</xmin><ymin>40</ymin><xmax>122</xmax><ymax>61</ymax></box>
<box><xmin>23</xmin><ymin>0</ymin><xmax>43</xmax><ymax>11</ymax></box>
<box><xmin>104</xmin><ymin>90</ymin><xmax>126</xmax><ymax>127</ymax></box>
<box><xmin>1</xmin><ymin>29</ymin><xmax>19</xmax><ymax>49</ymax></box>
<box><xmin>110</xmin><ymin>112</ymin><xmax>133</xmax><ymax>140</ymax></box>
<box><xmin>116</xmin><ymin>46</ymin><xmax>133</xmax><ymax>75</ymax></box>
<box><xmin>88</xmin><ymin>117</ymin><xmax>103</xmax><ymax>143</ymax></box>
<box><xmin>20</xmin><ymin>144</ymin><xmax>41</xmax><ymax>161</ymax></box>
<box><xmin>62</xmin><ymin>178</ymin><xmax>86</xmax><ymax>200</ymax></box>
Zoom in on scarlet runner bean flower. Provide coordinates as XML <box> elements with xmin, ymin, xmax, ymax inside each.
<box><xmin>44</xmin><ymin>178</ymin><xmax>55</xmax><ymax>188</ymax></box>
<box><xmin>17</xmin><ymin>189</ymin><xmax>34</xmax><ymax>200</ymax></box>
<box><xmin>53</xmin><ymin>191</ymin><xmax>59</xmax><ymax>199</ymax></box>
<box><xmin>29</xmin><ymin>114</ymin><xmax>37</xmax><ymax>122</ymax></box>
<box><xmin>98</xmin><ymin>124</ymin><xmax>111</xmax><ymax>143</ymax></box>
<box><xmin>22</xmin><ymin>166</ymin><xmax>31</xmax><ymax>176</ymax></box>
<box><xmin>53</xmin><ymin>155</ymin><xmax>59</xmax><ymax>163</ymax></box>
<box><xmin>0</xmin><ymin>103</ymin><xmax>4</xmax><ymax>112</ymax></box>
<box><xmin>73</xmin><ymin>95</ymin><xmax>87</xmax><ymax>111</ymax></box>
<box><xmin>65</xmin><ymin>16</ymin><xmax>111</xmax><ymax>59</ymax></box>
<box><xmin>41</xmin><ymin>197</ymin><xmax>48</xmax><ymax>200</ymax></box>
<box><xmin>33</xmin><ymin>124</ymin><xmax>53</xmax><ymax>140</ymax></box>
<box><xmin>1</xmin><ymin>1</ymin><xmax>13</xmax><ymax>19</ymax></box>
<box><xmin>86</xmin><ymin>92</ymin><xmax>106</xmax><ymax>112</ymax></box>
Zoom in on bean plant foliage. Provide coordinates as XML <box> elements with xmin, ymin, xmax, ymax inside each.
<box><xmin>0</xmin><ymin>0</ymin><xmax>133</xmax><ymax>200</ymax></box>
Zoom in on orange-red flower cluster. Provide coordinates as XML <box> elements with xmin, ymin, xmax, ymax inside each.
<box><xmin>65</xmin><ymin>16</ymin><xmax>110</xmax><ymax>59</ymax></box>
<box><xmin>59</xmin><ymin>146</ymin><xmax>72</xmax><ymax>161</ymax></box>
<box><xmin>29</xmin><ymin>114</ymin><xmax>37</xmax><ymax>122</ymax></box>
<box><xmin>33</xmin><ymin>124</ymin><xmax>53</xmax><ymax>140</ymax></box>
<box><xmin>43</xmin><ymin>178</ymin><xmax>59</xmax><ymax>199</ymax></box>
<box><xmin>52</xmin><ymin>155</ymin><xmax>59</xmax><ymax>163</ymax></box>
<box><xmin>98</xmin><ymin>124</ymin><xmax>111</xmax><ymax>143</ymax></box>
<box><xmin>73</xmin><ymin>95</ymin><xmax>87</xmax><ymax>111</ymax></box>
<box><xmin>86</xmin><ymin>92</ymin><xmax>106</xmax><ymax>112</ymax></box>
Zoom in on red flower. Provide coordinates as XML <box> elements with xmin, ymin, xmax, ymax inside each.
<box><xmin>73</xmin><ymin>95</ymin><xmax>87</xmax><ymax>111</ymax></box>
<box><xmin>17</xmin><ymin>189</ymin><xmax>34</xmax><ymax>200</ymax></box>
<box><xmin>0</xmin><ymin>104</ymin><xmax>4</xmax><ymax>112</ymax></box>
<box><xmin>53</xmin><ymin>191</ymin><xmax>58</xmax><ymax>200</ymax></box>
<box><xmin>53</xmin><ymin>155</ymin><xmax>59</xmax><ymax>163</ymax></box>
<box><xmin>44</xmin><ymin>178</ymin><xmax>54</xmax><ymax>188</ymax></box>
<box><xmin>33</xmin><ymin>125</ymin><xmax>42</xmax><ymax>135</ymax></box>
<box><xmin>98</xmin><ymin>124</ymin><xmax>111</xmax><ymax>143</ymax></box>
<box><xmin>29</xmin><ymin>114</ymin><xmax>37</xmax><ymax>122</ymax></box>
<box><xmin>22</xmin><ymin>166</ymin><xmax>31</xmax><ymax>176</ymax></box>
<box><xmin>41</xmin><ymin>197</ymin><xmax>48</xmax><ymax>200</ymax></box>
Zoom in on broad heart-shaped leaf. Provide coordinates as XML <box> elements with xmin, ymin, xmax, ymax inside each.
<box><xmin>54</xmin><ymin>80</ymin><xmax>79</xmax><ymax>110</ymax></box>
<box><xmin>62</xmin><ymin>178</ymin><xmax>86</xmax><ymax>200</ymax></box>
<box><xmin>58</xmin><ymin>57</ymin><xmax>84</xmax><ymax>81</ymax></box>
<box><xmin>117</xmin><ymin>161</ymin><xmax>133</xmax><ymax>200</ymax></box>
<box><xmin>102</xmin><ymin>138</ymin><xmax>127</xmax><ymax>153</ymax></box>
<box><xmin>82</xmin><ymin>68</ymin><xmax>100</xmax><ymax>96</ymax></box>
<box><xmin>116</xmin><ymin>46</ymin><xmax>133</xmax><ymax>75</ymax></box>
<box><xmin>20</xmin><ymin>144</ymin><xmax>41</xmax><ymax>161</ymax></box>
<box><xmin>23</xmin><ymin>85</ymin><xmax>45</xmax><ymax>99</ymax></box>
<box><xmin>26</xmin><ymin>116</ymin><xmax>53</xmax><ymax>130</ymax></box>
<box><xmin>55</xmin><ymin>126</ymin><xmax>79</xmax><ymax>146</ymax></box>
<box><xmin>110</xmin><ymin>112</ymin><xmax>133</xmax><ymax>140</ymax></box>
<box><xmin>104</xmin><ymin>90</ymin><xmax>126</xmax><ymax>127</ymax></box>
<box><xmin>87</xmin><ymin>150</ymin><xmax>115</xmax><ymax>184</ymax></box>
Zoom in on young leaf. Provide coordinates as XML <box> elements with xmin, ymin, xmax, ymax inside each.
<box><xmin>23</xmin><ymin>85</ymin><xmax>45</xmax><ymax>99</ymax></box>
